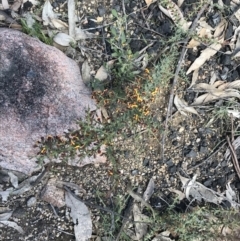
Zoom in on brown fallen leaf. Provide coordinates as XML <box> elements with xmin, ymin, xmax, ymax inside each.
<box><xmin>158</xmin><ymin>0</ymin><xmax>189</xmax><ymax>31</ymax></box>
<box><xmin>145</xmin><ymin>0</ymin><xmax>157</xmax><ymax>7</ymax></box>
<box><xmin>192</xmin><ymin>89</ymin><xmax>240</xmax><ymax>105</ymax></box>
<box><xmin>217</xmin><ymin>80</ymin><xmax>240</xmax><ymax>90</ymax></box>
<box><xmin>174</xmin><ymin>95</ymin><xmax>199</xmax><ymax>116</ymax></box>
<box><xmin>189</xmin><ymin>68</ymin><xmax>199</xmax><ymax>88</ymax></box>
<box><xmin>186</xmin><ymin>19</ymin><xmax>227</xmax><ymax>75</ymax></box>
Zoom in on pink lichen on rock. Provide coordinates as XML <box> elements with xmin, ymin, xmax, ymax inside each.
<box><xmin>0</xmin><ymin>28</ymin><xmax>96</xmax><ymax>175</ymax></box>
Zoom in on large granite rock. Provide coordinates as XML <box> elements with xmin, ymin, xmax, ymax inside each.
<box><xmin>0</xmin><ymin>28</ymin><xmax>96</xmax><ymax>175</ymax></box>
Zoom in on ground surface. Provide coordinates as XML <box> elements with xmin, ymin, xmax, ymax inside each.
<box><xmin>1</xmin><ymin>0</ymin><xmax>240</xmax><ymax>240</ymax></box>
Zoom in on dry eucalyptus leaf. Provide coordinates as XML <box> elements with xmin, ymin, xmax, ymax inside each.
<box><xmin>100</xmin><ymin>106</ymin><xmax>109</xmax><ymax>120</ymax></box>
<box><xmin>186</xmin><ymin>19</ymin><xmax>227</xmax><ymax>75</ymax></box>
<box><xmin>152</xmin><ymin>231</ymin><xmax>174</xmax><ymax>241</ymax></box>
<box><xmin>11</xmin><ymin>173</ymin><xmax>40</xmax><ymax>196</ymax></box>
<box><xmin>51</xmin><ymin>18</ymin><xmax>68</xmax><ymax>30</ymax></box>
<box><xmin>2</xmin><ymin>0</ymin><xmax>9</xmax><ymax>9</ymax></box>
<box><xmin>168</xmin><ymin>188</ymin><xmax>185</xmax><ymax>201</ymax></box>
<box><xmin>212</xmin><ymin>80</ymin><xmax>225</xmax><ymax>88</ymax></box>
<box><xmin>0</xmin><ymin>189</ymin><xmax>12</xmax><ymax>202</ymax></box>
<box><xmin>186</xmin><ymin>42</ymin><xmax>222</xmax><ymax>74</ymax></box>
<box><xmin>68</xmin><ymin>0</ymin><xmax>75</xmax><ymax>38</ymax></box>
<box><xmin>0</xmin><ymin>210</ymin><xmax>13</xmax><ymax>221</ymax></box>
<box><xmin>174</xmin><ymin>95</ymin><xmax>199</xmax><ymax>116</ymax></box>
<box><xmin>226</xmin><ymin>183</ymin><xmax>237</xmax><ymax>202</ymax></box>
<box><xmin>227</xmin><ymin>110</ymin><xmax>240</xmax><ymax>118</ymax></box>
<box><xmin>42</xmin><ymin>0</ymin><xmax>58</xmax><ymax>26</ymax></box>
<box><xmin>145</xmin><ymin>0</ymin><xmax>157</xmax><ymax>7</ymax></box>
<box><xmin>95</xmin><ymin>65</ymin><xmax>108</xmax><ymax>81</ymax></box>
<box><xmin>158</xmin><ymin>0</ymin><xmax>189</xmax><ymax>31</ymax></box>
<box><xmin>81</xmin><ymin>60</ymin><xmax>92</xmax><ymax>85</ymax></box>
<box><xmin>10</xmin><ymin>0</ymin><xmax>22</xmax><ymax>12</ymax></box>
<box><xmin>187</xmin><ymin>28</ymin><xmax>211</xmax><ymax>48</ymax></box>
<box><xmin>178</xmin><ymin>0</ymin><xmax>184</xmax><ymax>7</ymax></box>
<box><xmin>192</xmin><ymin>89</ymin><xmax>240</xmax><ymax>105</ymax></box>
<box><xmin>209</xmin><ymin>71</ymin><xmax>218</xmax><ymax>85</ymax></box>
<box><xmin>65</xmin><ymin>191</ymin><xmax>92</xmax><ymax>241</ymax></box>
<box><xmin>217</xmin><ymin>80</ymin><xmax>240</xmax><ymax>90</ymax></box>
<box><xmin>224</xmin><ymin>136</ymin><xmax>240</xmax><ymax>161</ymax></box>
<box><xmin>189</xmin><ymin>68</ymin><xmax>199</xmax><ymax>88</ymax></box>
<box><xmin>191</xmin><ymin>83</ymin><xmax>220</xmax><ymax>92</ymax></box>
<box><xmin>75</xmin><ymin>28</ymin><xmax>95</xmax><ymax>40</ymax></box>
<box><xmin>132</xmin><ymin>204</ymin><xmax>149</xmax><ymax>240</ymax></box>
<box><xmin>178</xmin><ymin>174</ymin><xmax>240</xmax><ymax>208</ymax></box>
<box><xmin>8</xmin><ymin>172</ymin><xmax>18</xmax><ymax>188</ymax></box>
<box><xmin>143</xmin><ymin>178</ymin><xmax>154</xmax><ymax>202</ymax></box>
<box><xmin>53</xmin><ymin>32</ymin><xmax>75</xmax><ymax>46</ymax></box>
<box><xmin>0</xmin><ymin>221</ymin><xmax>24</xmax><ymax>234</ymax></box>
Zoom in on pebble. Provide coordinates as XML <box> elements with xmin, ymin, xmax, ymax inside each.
<box><xmin>166</xmin><ymin>159</ymin><xmax>174</xmax><ymax>167</ymax></box>
<box><xmin>142</xmin><ymin>158</ymin><xmax>149</xmax><ymax>167</ymax></box>
<box><xmin>131</xmin><ymin>170</ymin><xmax>139</xmax><ymax>176</ymax></box>
<box><xmin>169</xmin><ymin>166</ymin><xmax>177</xmax><ymax>173</ymax></box>
<box><xmin>172</xmin><ymin>140</ymin><xmax>178</xmax><ymax>146</ymax></box>
<box><xmin>199</xmin><ymin>146</ymin><xmax>208</xmax><ymax>154</ymax></box>
<box><xmin>185</xmin><ymin>149</ymin><xmax>197</xmax><ymax>158</ymax></box>
<box><xmin>27</xmin><ymin>196</ymin><xmax>37</xmax><ymax>207</ymax></box>
<box><xmin>12</xmin><ymin>207</ymin><xmax>27</xmax><ymax>218</ymax></box>
<box><xmin>203</xmin><ymin>179</ymin><xmax>212</xmax><ymax>187</ymax></box>
<box><xmin>97</xmin><ymin>5</ymin><xmax>106</xmax><ymax>17</ymax></box>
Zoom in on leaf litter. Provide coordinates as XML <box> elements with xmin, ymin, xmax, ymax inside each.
<box><xmin>2</xmin><ymin>0</ymin><xmax>240</xmax><ymax>240</ymax></box>
<box><xmin>65</xmin><ymin>187</ymin><xmax>92</xmax><ymax>241</ymax></box>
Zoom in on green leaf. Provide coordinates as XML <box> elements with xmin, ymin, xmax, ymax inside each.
<box><xmin>111</xmin><ymin>52</ymin><xmax>119</xmax><ymax>58</ymax></box>
<box><xmin>111</xmin><ymin>9</ymin><xmax>118</xmax><ymax>18</ymax></box>
<box><xmin>110</xmin><ymin>26</ymin><xmax>117</xmax><ymax>37</ymax></box>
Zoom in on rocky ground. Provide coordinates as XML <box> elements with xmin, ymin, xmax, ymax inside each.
<box><xmin>1</xmin><ymin>0</ymin><xmax>240</xmax><ymax>240</ymax></box>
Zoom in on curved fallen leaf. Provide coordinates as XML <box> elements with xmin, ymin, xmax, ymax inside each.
<box><xmin>51</xmin><ymin>19</ymin><xmax>68</xmax><ymax>30</ymax></box>
<box><xmin>65</xmin><ymin>190</ymin><xmax>92</xmax><ymax>241</ymax></box>
<box><xmin>145</xmin><ymin>0</ymin><xmax>157</xmax><ymax>7</ymax></box>
<box><xmin>186</xmin><ymin>42</ymin><xmax>222</xmax><ymax>75</ymax></box>
<box><xmin>53</xmin><ymin>32</ymin><xmax>75</xmax><ymax>46</ymax></box>
<box><xmin>42</xmin><ymin>0</ymin><xmax>58</xmax><ymax>26</ymax></box>
<box><xmin>187</xmin><ymin>19</ymin><xmax>227</xmax><ymax>75</ymax></box>
<box><xmin>158</xmin><ymin>0</ymin><xmax>189</xmax><ymax>31</ymax></box>
<box><xmin>188</xmin><ymin>68</ymin><xmax>199</xmax><ymax>88</ymax></box>
<box><xmin>0</xmin><ymin>221</ymin><xmax>24</xmax><ymax>234</ymax></box>
<box><xmin>217</xmin><ymin>80</ymin><xmax>240</xmax><ymax>90</ymax></box>
<box><xmin>192</xmin><ymin>89</ymin><xmax>240</xmax><ymax>105</ymax></box>
<box><xmin>174</xmin><ymin>95</ymin><xmax>199</xmax><ymax>116</ymax></box>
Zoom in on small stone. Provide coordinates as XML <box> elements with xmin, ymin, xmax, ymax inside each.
<box><xmin>172</xmin><ymin>140</ymin><xmax>178</xmax><ymax>146</ymax></box>
<box><xmin>142</xmin><ymin>158</ymin><xmax>149</xmax><ymax>167</ymax></box>
<box><xmin>220</xmin><ymin>54</ymin><xmax>231</xmax><ymax>66</ymax></box>
<box><xmin>179</xmin><ymin>127</ymin><xmax>185</xmax><ymax>133</ymax></box>
<box><xmin>27</xmin><ymin>196</ymin><xmax>37</xmax><ymax>207</ymax></box>
<box><xmin>203</xmin><ymin>179</ymin><xmax>212</xmax><ymax>187</ymax></box>
<box><xmin>12</xmin><ymin>207</ymin><xmax>27</xmax><ymax>218</ymax></box>
<box><xmin>217</xmin><ymin>177</ymin><xmax>226</xmax><ymax>186</ymax></box>
<box><xmin>97</xmin><ymin>5</ymin><xmax>106</xmax><ymax>17</ymax></box>
<box><xmin>113</xmin><ymin>5</ymin><xmax>120</xmax><ymax>12</ymax></box>
<box><xmin>169</xmin><ymin>166</ymin><xmax>177</xmax><ymax>173</ymax></box>
<box><xmin>131</xmin><ymin>170</ymin><xmax>139</xmax><ymax>176</ymax></box>
<box><xmin>220</xmin><ymin>66</ymin><xmax>229</xmax><ymax>80</ymax></box>
<box><xmin>185</xmin><ymin>149</ymin><xmax>197</xmax><ymax>158</ymax></box>
<box><xmin>199</xmin><ymin>146</ymin><xmax>208</xmax><ymax>154</ymax></box>
<box><xmin>221</xmin><ymin>160</ymin><xmax>227</xmax><ymax>167</ymax></box>
<box><xmin>166</xmin><ymin>159</ymin><xmax>174</xmax><ymax>167</ymax></box>
<box><xmin>41</xmin><ymin>178</ymin><xmax>65</xmax><ymax>208</ymax></box>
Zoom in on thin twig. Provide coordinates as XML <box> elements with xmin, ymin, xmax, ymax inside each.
<box><xmin>122</xmin><ymin>0</ymin><xmax>127</xmax><ymax>30</ymax></box>
<box><xmin>187</xmin><ymin>140</ymin><xmax>226</xmax><ymax>171</ymax></box>
<box><xmin>226</xmin><ymin>136</ymin><xmax>240</xmax><ymax>180</ymax></box>
<box><xmin>161</xmin><ymin>2</ymin><xmax>210</xmax><ymax>159</ymax></box>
